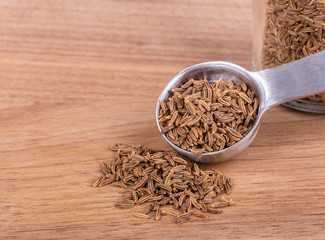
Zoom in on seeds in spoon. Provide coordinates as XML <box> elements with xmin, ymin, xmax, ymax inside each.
<box><xmin>158</xmin><ymin>79</ymin><xmax>258</xmax><ymax>154</ymax></box>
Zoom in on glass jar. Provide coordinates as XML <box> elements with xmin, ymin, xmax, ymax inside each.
<box><xmin>252</xmin><ymin>0</ymin><xmax>325</xmax><ymax>113</ymax></box>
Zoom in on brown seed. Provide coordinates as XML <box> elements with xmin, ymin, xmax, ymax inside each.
<box><xmin>176</xmin><ymin>216</ymin><xmax>190</xmax><ymax>224</ymax></box>
<box><xmin>132</xmin><ymin>191</ymin><xmax>138</xmax><ymax>203</ymax></box>
<box><xmin>164</xmin><ymin>171</ymin><xmax>173</xmax><ymax>186</ymax></box>
<box><xmin>169</xmin><ymin>111</ymin><xmax>179</xmax><ymax>126</ymax></box>
<box><xmin>200</xmin><ymin>199</ymin><xmax>213</xmax><ymax>204</ymax></box>
<box><xmin>123</xmin><ymin>174</ymin><xmax>134</xmax><ymax>183</ymax></box>
<box><xmin>174</xmin><ymin>183</ymin><xmax>188</xmax><ymax>191</ymax></box>
<box><xmin>193</xmin><ymin>163</ymin><xmax>200</xmax><ymax>176</ymax></box>
<box><xmin>155</xmin><ymin>206</ymin><xmax>161</xmax><ymax>220</ymax></box>
<box><xmin>185</xmin><ymin>101</ymin><xmax>197</xmax><ymax>116</ymax></box>
<box><xmin>171</xmin><ymin>196</ymin><xmax>179</xmax><ymax>209</ymax></box>
<box><xmin>179</xmin><ymin>204</ymin><xmax>187</xmax><ymax>213</ymax></box>
<box><xmin>161</xmin><ymin>125</ymin><xmax>175</xmax><ymax>134</ymax></box>
<box><xmin>115</xmin><ymin>202</ymin><xmax>134</xmax><ymax>209</ymax></box>
<box><xmin>190</xmin><ymin>196</ymin><xmax>202</xmax><ymax>210</ymax></box>
<box><xmin>133</xmin><ymin>213</ymin><xmax>150</xmax><ymax>219</ymax></box>
<box><xmin>111</xmin><ymin>181</ymin><xmax>128</xmax><ymax>188</ymax></box>
<box><xmin>171</xmin><ymin>165</ymin><xmax>186</xmax><ymax>173</ymax></box>
<box><xmin>238</xmin><ymin>92</ymin><xmax>252</xmax><ymax>104</ymax></box>
<box><xmin>226</xmin><ymin>127</ymin><xmax>243</xmax><ymax>139</ymax></box>
<box><xmin>143</xmin><ymin>204</ymin><xmax>154</xmax><ymax>215</ymax></box>
<box><xmin>156</xmin><ymin>183</ymin><xmax>172</xmax><ymax>192</ymax></box>
<box><xmin>166</xmin><ymin>157</ymin><xmax>176</xmax><ymax>166</ymax></box>
<box><xmin>184</xmin><ymin>189</ymin><xmax>198</xmax><ymax>198</ymax></box>
<box><xmin>193</xmin><ymin>212</ymin><xmax>209</xmax><ymax>219</ymax></box>
<box><xmin>199</xmin><ymin>200</ymin><xmax>207</xmax><ymax>212</ymax></box>
<box><xmin>100</xmin><ymin>162</ymin><xmax>111</xmax><ymax>174</ymax></box>
<box><xmin>185</xmin><ymin>92</ymin><xmax>201</xmax><ymax>101</ymax></box>
<box><xmin>160</xmin><ymin>100</ymin><xmax>167</xmax><ymax>114</ymax></box>
<box><xmin>180</xmin><ymin>210</ymin><xmax>194</xmax><ymax>218</ymax></box>
<box><xmin>184</xmin><ymin>198</ymin><xmax>191</xmax><ymax>211</ymax></box>
<box><xmin>207</xmin><ymin>207</ymin><xmax>222</xmax><ymax>214</ymax></box>
<box><xmin>181</xmin><ymin>79</ymin><xmax>193</xmax><ymax>88</ymax></box>
<box><xmin>203</xmin><ymin>191</ymin><xmax>216</xmax><ymax>201</ymax></box>
<box><xmin>198</xmin><ymin>100</ymin><xmax>211</xmax><ymax>112</ymax></box>
<box><xmin>210</xmin><ymin>201</ymin><xmax>229</xmax><ymax>208</ymax></box>
<box><xmin>151</xmin><ymin>195</ymin><xmax>165</xmax><ymax>201</ymax></box>
<box><xmin>98</xmin><ymin>178</ymin><xmax>115</xmax><ymax>187</ymax></box>
<box><xmin>147</xmin><ymin>178</ymin><xmax>155</xmax><ymax>194</ymax></box>
<box><xmin>92</xmin><ymin>176</ymin><xmax>103</xmax><ymax>187</ymax></box>
<box><xmin>151</xmin><ymin>174</ymin><xmax>163</xmax><ymax>183</ymax></box>
<box><xmin>172</xmin><ymin>156</ymin><xmax>188</xmax><ymax>165</ymax></box>
<box><xmin>178</xmin><ymin>193</ymin><xmax>187</xmax><ymax>206</ymax></box>
<box><xmin>158</xmin><ymin>197</ymin><xmax>172</xmax><ymax>205</ymax></box>
<box><xmin>196</xmin><ymin>174</ymin><xmax>208</xmax><ymax>185</ymax></box>
<box><xmin>137</xmin><ymin>194</ymin><xmax>152</xmax><ymax>205</ymax></box>
<box><xmin>161</xmin><ymin>210</ymin><xmax>180</xmax><ymax>218</ymax></box>
<box><xmin>134</xmin><ymin>175</ymin><xmax>149</xmax><ymax>190</ymax></box>
<box><xmin>191</xmin><ymin>148</ymin><xmax>205</xmax><ymax>155</ymax></box>
<box><xmin>120</xmin><ymin>190</ymin><xmax>133</xmax><ymax>199</ymax></box>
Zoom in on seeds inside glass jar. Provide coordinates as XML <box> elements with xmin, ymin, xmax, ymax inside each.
<box><xmin>261</xmin><ymin>0</ymin><xmax>325</xmax><ymax>104</ymax></box>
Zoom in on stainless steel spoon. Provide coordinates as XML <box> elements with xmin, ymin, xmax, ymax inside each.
<box><xmin>156</xmin><ymin>50</ymin><xmax>325</xmax><ymax>163</ymax></box>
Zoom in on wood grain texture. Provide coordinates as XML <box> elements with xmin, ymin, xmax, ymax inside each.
<box><xmin>0</xmin><ymin>0</ymin><xmax>324</xmax><ymax>239</ymax></box>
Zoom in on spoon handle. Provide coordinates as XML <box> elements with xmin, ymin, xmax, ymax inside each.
<box><xmin>255</xmin><ymin>50</ymin><xmax>325</xmax><ymax>111</ymax></box>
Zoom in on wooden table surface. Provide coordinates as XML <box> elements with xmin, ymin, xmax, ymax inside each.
<box><xmin>1</xmin><ymin>0</ymin><xmax>325</xmax><ymax>239</ymax></box>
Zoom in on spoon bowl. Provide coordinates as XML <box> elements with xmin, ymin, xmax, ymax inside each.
<box><xmin>156</xmin><ymin>51</ymin><xmax>325</xmax><ymax>163</ymax></box>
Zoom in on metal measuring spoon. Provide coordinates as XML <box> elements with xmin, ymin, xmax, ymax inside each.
<box><xmin>156</xmin><ymin>50</ymin><xmax>325</xmax><ymax>163</ymax></box>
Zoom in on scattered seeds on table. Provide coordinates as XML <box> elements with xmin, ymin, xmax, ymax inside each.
<box><xmin>93</xmin><ymin>144</ymin><xmax>234</xmax><ymax>224</ymax></box>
